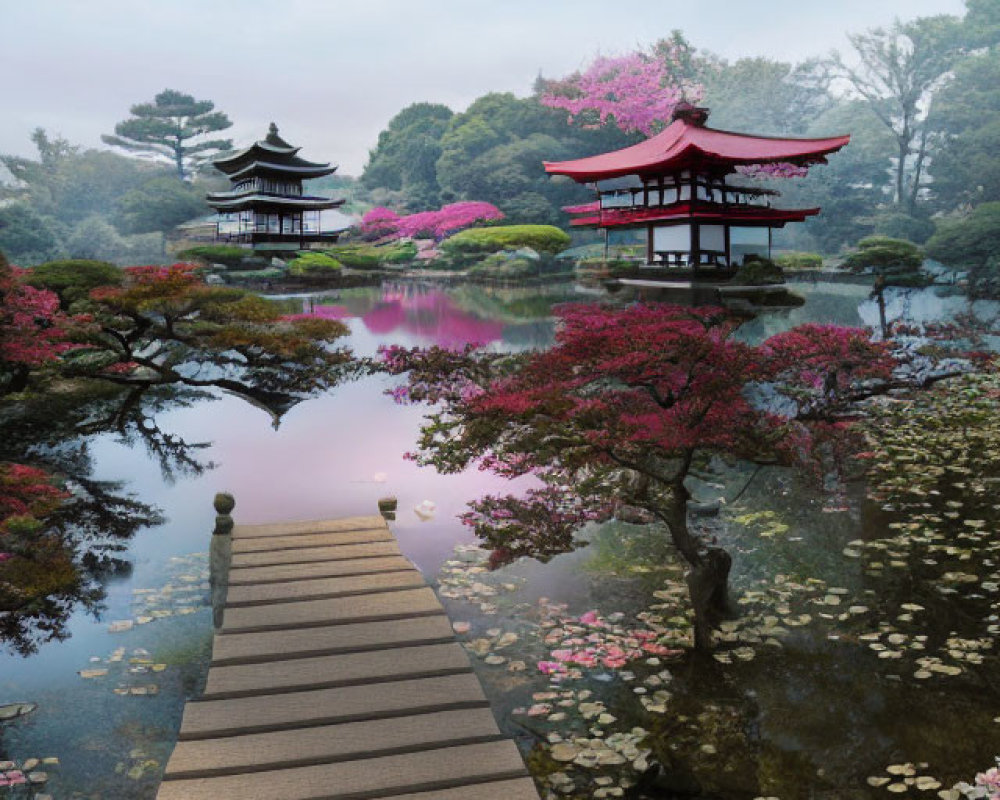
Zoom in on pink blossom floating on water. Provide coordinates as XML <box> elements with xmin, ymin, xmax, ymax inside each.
<box><xmin>537</xmin><ymin>608</ymin><xmax>683</xmax><ymax>677</ymax></box>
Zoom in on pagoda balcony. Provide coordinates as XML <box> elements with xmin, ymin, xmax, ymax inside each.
<box><xmin>217</xmin><ymin>231</ymin><xmax>343</xmax><ymax>243</ymax></box>
<box><xmin>597</xmin><ymin>182</ymin><xmax>778</xmax><ymax>213</ymax></box>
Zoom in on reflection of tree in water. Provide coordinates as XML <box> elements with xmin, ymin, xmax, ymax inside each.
<box><xmin>2</xmin><ymin>369</ymin><xmax>356</xmax><ymax>657</ymax></box>
<box><xmin>1</xmin><ymin>263</ymin><xmax>361</xmax><ymax>655</ymax></box>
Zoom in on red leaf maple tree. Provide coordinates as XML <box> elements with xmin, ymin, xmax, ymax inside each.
<box><xmin>383</xmin><ymin>303</ymin><xmax>896</xmax><ymax>650</ymax></box>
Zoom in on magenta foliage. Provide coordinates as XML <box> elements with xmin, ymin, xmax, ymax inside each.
<box><xmin>361</xmin><ymin>202</ymin><xmax>503</xmax><ymax>242</ymax></box>
<box><xmin>540</xmin><ymin>50</ymin><xmax>703</xmax><ymax>136</ymax></box>
<box><xmin>1</xmin><ymin>267</ymin><xmax>82</xmax><ymax>370</ymax></box>
<box><xmin>358</xmin><ymin>207</ymin><xmax>401</xmax><ymax>239</ymax></box>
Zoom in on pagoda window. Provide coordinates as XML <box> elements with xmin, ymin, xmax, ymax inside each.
<box><xmin>652</xmin><ymin>224</ymin><xmax>692</xmax><ymax>265</ymax></box>
<box><xmin>663</xmin><ymin>186</ymin><xmax>678</xmax><ymax>205</ymax></box>
<box><xmin>730</xmin><ymin>226</ymin><xmax>770</xmax><ymax>264</ymax></box>
<box><xmin>218</xmin><ymin>212</ymin><xmax>239</xmax><ymax>236</ymax></box>
<box><xmin>303</xmin><ymin>210</ymin><xmax>320</xmax><ymax>233</ymax></box>
<box><xmin>600</xmin><ymin>190</ymin><xmax>633</xmax><ymax>209</ymax></box>
<box><xmin>678</xmin><ymin>185</ymin><xmax>692</xmax><ymax>202</ymax></box>
<box><xmin>698</xmin><ymin>224</ymin><xmax>727</xmax><ymax>265</ymax></box>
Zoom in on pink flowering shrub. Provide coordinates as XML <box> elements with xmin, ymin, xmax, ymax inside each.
<box><xmin>358</xmin><ymin>207</ymin><xmax>401</xmax><ymax>240</ymax></box>
<box><xmin>360</xmin><ymin>202</ymin><xmax>503</xmax><ymax>243</ymax></box>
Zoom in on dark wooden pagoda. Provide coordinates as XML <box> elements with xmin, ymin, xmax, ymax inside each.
<box><xmin>545</xmin><ymin>104</ymin><xmax>849</xmax><ymax>278</ymax></box>
<box><xmin>207</xmin><ymin>123</ymin><xmax>345</xmax><ymax>251</ymax></box>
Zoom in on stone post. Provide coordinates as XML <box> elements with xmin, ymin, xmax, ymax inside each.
<box><xmin>213</xmin><ymin>492</ymin><xmax>235</xmax><ymax>535</ymax></box>
<box><xmin>377</xmin><ymin>496</ymin><xmax>397</xmax><ymax>521</ymax></box>
<box><xmin>210</xmin><ymin>493</ymin><xmax>234</xmax><ymax>629</ymax></box>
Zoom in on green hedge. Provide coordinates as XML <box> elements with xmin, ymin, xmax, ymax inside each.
<box><xmin>774</xmin><ymin>251</ymin><xmax>823</xmax><ymax>271</ymax></box>
<box><xmin>176</xmin><ymin>245</ymin><xmax>249</xmax><ymax>268</ymax></box>
<box><xmin>324</xmin><ymin>241</ymin><xmax>419</xmax><ymax>269</ymax></box>
<box><xmin>440</xmin><ymin>225</ymin><xmax>571</xmax><ymax>259</ymax></box>
<box><xmin>223</xmin><ymin>268</ymin><xmax>286</xmax><ymax>282</ymax></box>
<box><xmin>24</xmin><ymin>259</ymin><xmax>123</xmax><ymax>308</ymax></box>
<box><xmin>287</xmin><ymin>252</ymin><xmax>342</xmax><ymax>276</ymax></box>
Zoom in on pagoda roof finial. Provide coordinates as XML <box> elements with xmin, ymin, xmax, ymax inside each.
<box><xmin>672</xmin><ymin>103</ymin><xmax>710</xmax><ymax>126</ymax></box>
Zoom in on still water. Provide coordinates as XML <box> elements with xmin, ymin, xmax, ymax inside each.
<box><xmin>0</xmin><ymin>280</ymin><xmax>996</xmax><ymax>798</ymax></box>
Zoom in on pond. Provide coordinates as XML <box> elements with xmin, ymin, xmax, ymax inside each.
<box><xmin>0</xmin><ymin>279</ymin><xmax>997</xmax><ymax>799</ymax></box>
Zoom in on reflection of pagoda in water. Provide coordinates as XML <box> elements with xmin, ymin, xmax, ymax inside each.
<box><xmin>207</xmin><ymin>124</ymin><xmax>345</xmax><ymax>252</ymax></box>
<box><xmin>545</xmin><ymin>104</ymin><xmax>849</xmax><ymax>278</ymax></box>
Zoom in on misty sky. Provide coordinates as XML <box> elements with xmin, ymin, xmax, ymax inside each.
<box><xmin>1</xmin><ymin>0</ymin><xmax>966</xmax><ymax>176</ymax></box>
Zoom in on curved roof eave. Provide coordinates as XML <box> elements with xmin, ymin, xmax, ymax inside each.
<box><xmin>544</xmin><ymin>117</ymin><xmax>850</xmax><ymax>183</ymax></box>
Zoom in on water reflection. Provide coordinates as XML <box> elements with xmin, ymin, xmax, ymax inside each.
<box><xmin>0</xmin><ymin>279</ymin><xmax>996</xmax><ymax>799</ymax></box>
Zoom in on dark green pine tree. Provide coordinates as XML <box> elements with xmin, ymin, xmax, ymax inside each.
<box><xmin>102</xmin><ymin>89</ymin><xmax>233</xmax><ymax>180</ymax></box>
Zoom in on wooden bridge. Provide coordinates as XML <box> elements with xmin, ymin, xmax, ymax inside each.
<box><xmin>156</xmin><ymin>514</ymin><xmax>539</xmax><ymax>800</ymax></box>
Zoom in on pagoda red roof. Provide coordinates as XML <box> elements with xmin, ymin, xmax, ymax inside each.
<box><xmin>568</xmin><ymin>203</ymin><xmax>820</xmax><ymax>229</ymax></box>
<box><xmin>544</xmin><ymin>113</ymin><xmax>850</xmax><ymax>182</ymax></box>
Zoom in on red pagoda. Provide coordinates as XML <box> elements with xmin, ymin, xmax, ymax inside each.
<box><xmin>207</xmin><ymin>123</ymin><xmax>345</xmax><ymax>251</ymax></box>
<box><xmin>544</xmin><ymin>104</ymin><xmax>849</xmax><ymax>276</ymax></box>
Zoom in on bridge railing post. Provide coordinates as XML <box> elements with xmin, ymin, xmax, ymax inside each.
<box><xmin>210</xmin><ymin>492</ymin><xmax>234</xmax><ymax>629</ymax></box>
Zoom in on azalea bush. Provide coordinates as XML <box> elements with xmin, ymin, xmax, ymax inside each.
<box><xmin>382</xmin><ymin>303</ymin><xmax>896</xmax><ymax>649</ymax></box>
<box><xmin>358</xmin><ymin>202</ymin><xmax>504</xmax><ymax>242</ymax></box>
<box><xmin>1</xmin><ymin>259</ymin><xmax>87</xmax><ymax>395</ymax></box>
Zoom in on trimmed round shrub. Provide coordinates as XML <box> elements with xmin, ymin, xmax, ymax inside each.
<box><xmin>841</xmin><ymin>236</ymin><xmax>923</xmax><ymax>273</ymax></box>
<box><xmin>774</xmin><ymin>251</ymin><xmax>823</xmax><ymax>271</ymax></box>
<box><xmin>287</xmin><ymin>252</ymin><xmax>342</xmax><ymax>277</ymax></box>
<box><xmin>731</xmin><ymin>256</ymin><xmax>784</xmax><ymax>285</ymax></box>
<box><xmin>440</xmin><ymin>225</ymin><xmax>571</xmax><ymax>263</ymax></box>
<box><xmin>24</xmin><ymin>259</ymin><xmax>123</xmax><ymax>308</ymax></box>
<box><xmin>325</xmin><ymin>246</ymin><xmax>379</xmax><ymax>269</ymax></box>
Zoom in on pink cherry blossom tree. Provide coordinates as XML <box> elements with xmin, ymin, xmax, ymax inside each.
<box><xmin>540</xmin><ymin>43</ymin><xmax>704</xmax><ymax>136</ymax></box>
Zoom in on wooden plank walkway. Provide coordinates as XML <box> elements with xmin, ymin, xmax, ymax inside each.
<box><xmin>157</xmin><ymin>514</ymin><xmax>539</xmax><ymax>800</ymax></box>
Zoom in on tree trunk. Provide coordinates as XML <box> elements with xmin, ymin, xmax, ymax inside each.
<box><xmin>660</xmin><ymin>476</ymin><xmax>731</xmax><ymax>651</ymax></box>
<box><xmin>895</xmin><ymin>137</ymin><xmax>909</xmax><ymax>207</ymax></box>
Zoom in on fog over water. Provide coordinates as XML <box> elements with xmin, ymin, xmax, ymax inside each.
<box><xmin>1</xmin><ymin>0</ymin><xmax>965</xmax><ymax>175</ymax></box>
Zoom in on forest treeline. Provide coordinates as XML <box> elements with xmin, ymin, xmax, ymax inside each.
<box><xmin>1</xmin><ymin>0</ymin><xmax>998</xmax><ymax>273</ymax></box>
<box><xmin>360</xmin><ymin>0</ymin><xmax>1000</xmax><ymax>268</ymax></box>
